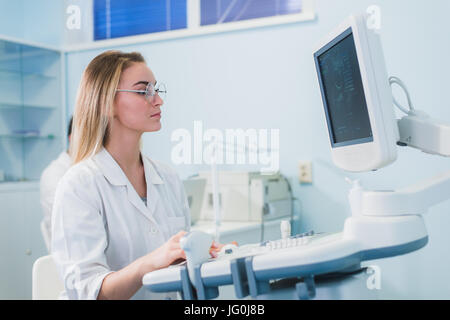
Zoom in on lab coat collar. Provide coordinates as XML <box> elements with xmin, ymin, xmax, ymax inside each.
<box><xmin>94</xmin><ymin>148</ymin><xmax>164</xmax><ymax>224</ymax></box>
<box><xmin>94</xmin><ymin>148</ymin><xmax>128</xmax><ymax>186</ymax></box>
<box><xmin>94</xmin><ymin>148</ymin><xmax>164</xmax><ymax>186</ymax></box>
<box><xmin>142</xmin><ymin>156</ymin><xmax>164</xmax><ymax>185</ymax></box>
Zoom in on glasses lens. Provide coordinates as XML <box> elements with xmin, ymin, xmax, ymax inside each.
<box><xmin>145</xmin><ymin>82</ymin><xmax>155</xmax><ymax>101</ymax></box>
<box><xmin>156</xmin><ymin>83</ymin><xmax>166</xmax><ymax>100</ymax></box>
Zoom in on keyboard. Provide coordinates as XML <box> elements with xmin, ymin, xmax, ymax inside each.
<box><xmin>213</xmin><ymin>230</ymin><xmax>324</xmax><ymax>261</ymax></box>
<box><xmin>261</xmin><ymin>230</ymin><xmax>318</xmax><ymax>250</ymax></box>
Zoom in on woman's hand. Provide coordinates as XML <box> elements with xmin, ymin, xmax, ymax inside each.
<box><xmin>99</xmin><ymin>231</ymin><xmax>187</xmax><ymax>300</ymax></box>
<box><xmin>209</xmin><ymin>240</ymin><xmax>238</xmax><ymax>258</ymax></box>
<box><xmin>139</xmin><ymin>230</ymin><xmax>187</xmax><ymax>275</ymax></box>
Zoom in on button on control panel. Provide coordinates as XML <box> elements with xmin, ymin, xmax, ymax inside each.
<box><xmin>214</xmin><ymin>231</ymin><xmax>319</xmax><ymax>260</ymax></box>
<box><xmin>261</xmin><ymin>230</ymin><xmax>315</xmax><ymax>251</ymax></box>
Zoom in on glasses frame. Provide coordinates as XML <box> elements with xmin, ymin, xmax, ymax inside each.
<box><xmin>116</xmin><ymin>82</ymin><xmax>166</xmax><ymax>101</ymax></box>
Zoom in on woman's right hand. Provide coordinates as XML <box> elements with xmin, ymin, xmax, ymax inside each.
<box><xmin>99</xmin><ymin>231</ymin><xmax>188</xmax><ymax>300</ymax></box>
<box><xmin>139</xmin><ymin>230</ymin><xmax>187</xmax><ymax>276</ymax></box>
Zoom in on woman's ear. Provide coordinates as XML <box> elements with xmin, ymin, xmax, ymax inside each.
<box><xmin>110</xmin><ymin>98</ymin><xmax>118</xmax><ymax>118</ymax></box>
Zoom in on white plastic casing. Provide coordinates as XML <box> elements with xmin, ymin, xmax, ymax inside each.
<box><xmin>398</xmin><ymin>114</ymin><xmax>450</xmax><ymax>157</ymax></box>
<box><xmin>179</xmin><ymin>231</ymin><xmax>214</xmax><ymax>286</ymax></box>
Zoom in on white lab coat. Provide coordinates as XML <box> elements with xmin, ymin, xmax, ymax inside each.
<box><xmin>51</xmin><ymin>148</ymin><xmax>191</xmax><ymax>300</ymax></box>
<box><xmin>40</xmin><ymin>151</ymin><xmax>72</xmax><ymax>251</ymax></box>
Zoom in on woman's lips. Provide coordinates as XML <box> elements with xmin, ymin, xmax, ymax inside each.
<box><xmin>151</xmin><ymin>112</ymin><xmax>161</xmax><ymax>118</ymax></box>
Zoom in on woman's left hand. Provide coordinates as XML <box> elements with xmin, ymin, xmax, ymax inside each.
<box><xmin>209</xmin><ymin>241</ymin><xmax>238</xmax><ymax>258</ymax></box>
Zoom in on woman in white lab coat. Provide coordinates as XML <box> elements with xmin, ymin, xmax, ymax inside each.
<box><xmin>51</xmin><ymin>50</ymin><xmax>222</xmax><ymax>300</ymax></box>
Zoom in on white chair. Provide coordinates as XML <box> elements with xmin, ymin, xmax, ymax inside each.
<box><xmin>32</xmin><ymin>255</ymin><xmax>64</xmax><ymax>300</ymax></box>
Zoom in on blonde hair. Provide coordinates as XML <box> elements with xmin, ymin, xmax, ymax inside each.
<box><xmin>70</xmin><ymin>50</ymin><xmax>145</xmax><ymax>163</ymax></box>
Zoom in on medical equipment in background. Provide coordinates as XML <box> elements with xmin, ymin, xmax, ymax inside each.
<box><xmin>186</xmin><ymin>171</ymin><xmax>294</xmax><ymax>245</ymax></box>
<box><xmin>209</xmin><ymin>142</ymin><xmax>222</xmax><ymax>242</ymax></box>
<box><xmin>182</xmin><ymin>179</ymin><xmax>207</xmax><ymax>225</ymax></box>
<box><xmin>200</xmin><ymin>140</ymin><xmax>281</xmax><ymax>242</ymax></box>
<box><xmin>191</xmin><ymin>171</ymin><xmax>293</xmax><ymax>223</ymax></box>
<box><xmin>142</xmin><ymin>12</ymin><xmax>450</xmax><ymax>300</ymax></box>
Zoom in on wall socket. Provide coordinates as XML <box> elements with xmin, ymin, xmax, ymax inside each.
<box><xmin>299</xmin><ymin>161</ymin><xmax>312</xmax><ymax>183</ymax></box>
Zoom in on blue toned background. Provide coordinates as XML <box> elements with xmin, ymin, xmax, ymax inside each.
<box><xmin>94</xmin><ymin>0</ymin><xmax>187</xmax><ymax>40</ymax></box>
<box><xmin>1</xmin><ymin>0</ymin><xmax>450</xmax><ymax>298</ymax></box>
<box><xmin>200</xmin><ymin>0</ymin><xmax>302</xmax><ymax>25</ymax></box>
<box><xmin>0</xmin><ymin>0</ymin><xmax>64</xmax><ymax>46</ymax></box>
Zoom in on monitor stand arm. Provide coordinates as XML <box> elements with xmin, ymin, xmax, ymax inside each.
<box><xmin>342</xmin><ymin>172</ymin><xmax>450</xmax><ymax>253</ymax></box>
<box><xmin>350</xmin><ymin>171</ymin><xmax>450</xmax><ymax>217</ymax></box>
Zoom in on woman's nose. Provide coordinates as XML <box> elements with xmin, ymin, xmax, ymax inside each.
<box><xmin>153</xmin><ymin>93</ymin><xmax>163</xmax><ymax>106</ymax></box>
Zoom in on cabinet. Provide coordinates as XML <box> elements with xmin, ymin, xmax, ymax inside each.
<box><xmin>0</xmin><ymin>37</ymin><xmax>65</xmax><ymax>299</ymax></box>
<box><xmin>0</xmin><ymin>38</ymin><xmax>65</xmax><ymax>182</ymax></box>
<box><xmin>0</xmin><ymin>182</ymin><xmax>47</xmax><ymax>299</ymax></box>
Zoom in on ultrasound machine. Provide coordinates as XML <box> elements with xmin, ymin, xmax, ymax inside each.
<box><xmin>142</xmin><ymin>13</ymin><xmax>450</xmax><ymax>300</ymax></box>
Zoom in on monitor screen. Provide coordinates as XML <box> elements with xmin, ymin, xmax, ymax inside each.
<box><xmin>316</xmin><ymin>28</ymin><xmax>373</xmax><ymax>147</ymax></box>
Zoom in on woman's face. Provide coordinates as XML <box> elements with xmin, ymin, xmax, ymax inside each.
<box><xmin>114</xmin><ymin>62</ymin><xmax>163</xmax><ymax>133</ymax></box>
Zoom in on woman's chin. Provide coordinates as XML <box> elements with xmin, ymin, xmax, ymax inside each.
<box><xmin>145</xmin><ymin>122</ymin><xmax>161</xmax><ymax>132</ymax></box>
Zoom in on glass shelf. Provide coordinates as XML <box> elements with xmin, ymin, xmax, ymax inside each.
<box><xmin>0</xmin><ymin>180</ymin><xmax>41</xmax><ymax>191</ymax></box>
<box><xmin>0</xmin><ymin>38</ymin><xmax>63</xmax><ymax>182</ymax></box>
<box><xmin>0</xmin><ymin>68</ymin><xmax>57</xmax><ymax>80</ymax></box>
<box><xmin>0</xmin><ymin>134</ymin><xmax>56</xmax><ymax>139</ymax></box>
<box><xmin>0</xmin><ymin>48</ymin><xmax>59</xmax><ymax>62</ymax></box>
<box><xmin>0</xmin><ymin>102</ymin><xmax>58</xmax><ymax>110</ymax></box>
<box><xmin>0</xmin><ymin>178</ymin><xmax>39</xmax><ymax>184</ymax></box>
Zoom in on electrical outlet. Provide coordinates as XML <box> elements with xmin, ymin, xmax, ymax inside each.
<box><xmin>299</xmin><ymin>161</ymin><xmax>312</xmax><ymax>183</ymax></box>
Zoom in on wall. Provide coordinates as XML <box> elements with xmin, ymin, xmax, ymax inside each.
<box><xmin>3</xmin><ymin>0</ymin><xmax>450</xmax><ymax>299</ymax></box>
<box><xmin>22</xmin><ymin>0</ymin><xmax>65</xmax><ymax>47</ymax></box>
<box><xmin>0</xmin><ymin>1</ymin><xmax>24</xmax><ymax>39</ymax></box>
<box><xmin>0</xmin><ymin>0</ymin><xmax>64</xmax><ymax>46</ymax></box>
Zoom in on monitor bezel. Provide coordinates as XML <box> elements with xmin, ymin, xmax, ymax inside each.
<box><xmin>314</xmin><ymin>27</ymin><xmax>374</xmax><ymax>148</ymax></box>
<box><xmin>312</xmin><ymin>14</ymin><xmax>399</xmax><ymax>172</ymax></box>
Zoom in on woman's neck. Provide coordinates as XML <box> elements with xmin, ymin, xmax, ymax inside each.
<box><xmin>104</xmin><ymin>125</ymin><xmax>143</xmax><ymax>171</ymax></box>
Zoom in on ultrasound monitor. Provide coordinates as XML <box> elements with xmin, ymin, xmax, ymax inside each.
<box><xmin>314</xmin><ymin>14</ymin><xmax>399</xmax><ymax>172</ymax></box>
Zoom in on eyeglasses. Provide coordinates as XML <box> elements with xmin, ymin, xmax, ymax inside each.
<box><xmin>116</xmin><ymin>81</ymin><xmax>167</xmax><ymax>102</ymax></box>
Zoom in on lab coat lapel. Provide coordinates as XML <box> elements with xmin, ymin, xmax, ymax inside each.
<box><xmin>95</xmin><ymin>148</ymin><xmax>129</xmax><ymax>186</ymax></box>
<box><xmin>142</xmin><ymin>156</ymin><xmax>164</xmax><ymax>219</ymax></box>
<box><xmin>95</xmin><ymin>148</ymin><xmax>159</xmax><ymax>225</ymax></box>
<box><xmin>125</xmin><ymin>181</ymin><xmax>158</xmax><ymax>224</ymax></box>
